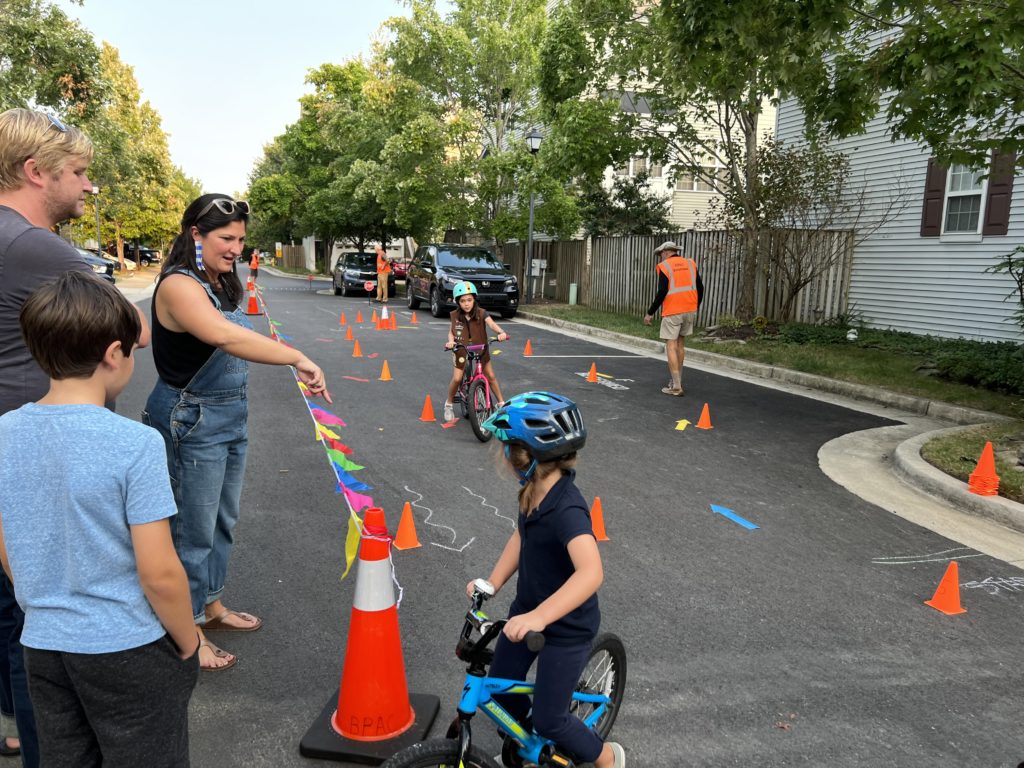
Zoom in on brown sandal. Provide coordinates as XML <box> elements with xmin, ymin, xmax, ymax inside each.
<box><xmin>203</xmin><ymin>608</ymin><xmax>263</xmax><ymax>632</ymax></box>
<box><xmin>198</xmin><ymin>640</ymin><xmax>236</xmax><ymax>672</ymax></box>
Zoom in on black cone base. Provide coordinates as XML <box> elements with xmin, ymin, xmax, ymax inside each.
<box><xmin>299</xmin><ymin>690</ymin><xmax>440</xmax><ymax>764</ymax></box>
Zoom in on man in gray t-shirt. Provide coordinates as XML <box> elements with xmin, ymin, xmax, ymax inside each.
<box><xmin>0</xmin><ymin>108</ymin><xmax>148</xmax><ymax>768</ymax></box>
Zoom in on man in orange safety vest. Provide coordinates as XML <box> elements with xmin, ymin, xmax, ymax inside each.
<box><xmin>375</xmin><ymin>244</ymin><xmax>391</xmax><ymax>303</ymax></box>
<box><xmin>248</xmin><ymin>249</ymin><xmax>259</xmax><ymax>282</ymax></box>
<box><xmin>643</xmin><ymin>240</ymin><xmax>703</xmax><ymax>396</ymax></box>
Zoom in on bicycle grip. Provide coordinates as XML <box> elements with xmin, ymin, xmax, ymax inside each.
<box><xmin>525</xmin><ymin>631</ymin><xmax>545</xmax><ymax>652</ymax></box>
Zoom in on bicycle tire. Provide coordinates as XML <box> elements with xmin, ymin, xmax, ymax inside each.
<box><xmin>380</xmin><ymin>738</ymin><xmax>501</xmax><ymax>768</ymax></box>
<box><xmin>466</xmin><ymin>379</ymin><xmax>493</xmax><ymax>442</ymax></box>
<box><xmin>572</xmin><ymin>632</ymin><xmax>627</xmax><ymax>740</ymax></box>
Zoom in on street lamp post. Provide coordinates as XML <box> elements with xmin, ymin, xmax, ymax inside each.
<box><xmin>91</xmin><ymin>185</ymin><xmax>101</xmax><ymax>258</ymax></box>
<box><xmin>524</xmin><ymin>128</ymin><xmax>543</xmax><ymax>304</ymax></box>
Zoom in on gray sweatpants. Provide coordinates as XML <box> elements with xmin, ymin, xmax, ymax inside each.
<box><xmin>25</xmin><ymin>636</ymin><xmax>198</xmax><ymax>768</ymax></box>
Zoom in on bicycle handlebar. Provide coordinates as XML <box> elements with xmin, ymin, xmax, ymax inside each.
<box><xmin>444</xmin><ymin>335</ymin><xmax>510</xmax><ymax>352</ymax></box>
<box><xmin>466</xmin><ymin>583</ymin><xmax>545</xmax><ymax>652</ymax></box>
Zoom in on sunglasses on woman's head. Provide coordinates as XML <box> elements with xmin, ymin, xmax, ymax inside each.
<box><xmin>45</xmin><ymin>114</ymin><xmax>68</xmax><ymax>133</ymax></box>
<box><xmin>195</xmin><ymin>198</ymin><xmax>251</xmax><ymax>220</ymax></box>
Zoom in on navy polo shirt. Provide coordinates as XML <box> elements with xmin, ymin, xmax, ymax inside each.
<box><xmin>510</xmin><ymin>470</ymin><xmax>600</xmax><ymax>645</ymax></box>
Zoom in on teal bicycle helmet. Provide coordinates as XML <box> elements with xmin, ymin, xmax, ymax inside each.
<box><xmin>453</xmin><ymin>281</ymin><xmax>478</xmax><ymax>299</ymax></box>
<box><xmin>483</xmin><ymin>392</ymin><xmax>586</xmax><ymax>483</ymax></box>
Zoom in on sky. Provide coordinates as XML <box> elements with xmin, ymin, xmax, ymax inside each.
<box><xmin>55</xmin><ymin>0</ymin><xmax>414</xmax><ymax>196</ymax></box>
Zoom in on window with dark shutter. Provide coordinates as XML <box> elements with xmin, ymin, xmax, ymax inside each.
<box><xmin>920</xmin><ymin>158</ymin><xmax>947</xmax><ymax>237</ymax></box>
<box><xmin>982</xmin><ymin>151</ymin><xmax>1016</xmax><ymax>236</ymax></box>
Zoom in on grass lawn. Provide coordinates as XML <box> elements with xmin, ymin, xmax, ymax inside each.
<box><xmin>523</xmin><ymin>304</ymin><xmax>1024</xmax><ymax>503</ymax></box>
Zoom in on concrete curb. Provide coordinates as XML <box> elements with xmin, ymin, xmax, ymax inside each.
<box><xmin>517</xmin><ymin>311</ymin><xmax>1008</xmax><ymax>426</ymax></box>
<box><xmin>894</xmin><ymin>428</ymin><xmax>1024</xmax><ymax>534</ymax></box>
<box><xmin>518</xmin><ymin>309</ymin><xmax>1024</xmax><ymax>529</ymax></box>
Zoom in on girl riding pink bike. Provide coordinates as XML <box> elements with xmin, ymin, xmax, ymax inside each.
<box><xmin>444</xmin><ymin>281</ymin><xmax>509</xmax><ymax>425</ymax></box>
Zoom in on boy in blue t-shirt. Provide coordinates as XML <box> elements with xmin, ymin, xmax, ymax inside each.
<box><xmin>0</xmin><ymin>272</ymin><xmax>199</xmax><ymax>766</ymax></box>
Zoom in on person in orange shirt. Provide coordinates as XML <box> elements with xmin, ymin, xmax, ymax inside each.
<box><xmin>375</xmin><ymin>245</ymin><xmax>391</xmax><ymax>302</ymax></box>
<box><xmin>643</xmin><ymin>241</ymin><xmax>703</xmax><ymax>396</ymax></box>
<box><xmin>248</xmin><ymin>249</ymin><xmax>259</xmax><ymax>283</ymax></box>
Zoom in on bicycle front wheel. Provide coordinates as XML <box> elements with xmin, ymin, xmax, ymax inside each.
<box><xmin>381</xmin><ymin>738</ymin><xmax>501</xmax><ymax>768</ymax></box>
<box><xmin>572</xmin><ymin>632</ymin><xmax>627</xmax><ymax>740</ymax></box>
<box><xmin>466</xmin><ymin>379</ymin><xmax>493</xmax><ymax>442</ymax></box>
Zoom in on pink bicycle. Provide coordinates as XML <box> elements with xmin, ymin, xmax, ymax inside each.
<box><xmin>449</xmin><ymin>336</ymin><xmax>507</xmax><ymax>442</ymax></box>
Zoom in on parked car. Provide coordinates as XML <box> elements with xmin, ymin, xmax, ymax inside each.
<box><xmin>405</xmin><ymin>244</ymin><xmax>519</xmax><ymax>318</ymax></box>
<box><xmin>391</xmin><ymin>259</ymin><xmax>409</xmax><ymax>281</ymax></box>
<box><xmin>332</xmin><ymin>252</ymin><xmax>397</xmax><ymax>297</ymax></box>
<box><xmin>123</xmin><ymin>245</ymin><xmax>160</xmax><ymax>266</ymax></box>
<box><xmin>74</xmin><ymin>247</ymin><xmax>116</xmax><ymax>284</ymax></box>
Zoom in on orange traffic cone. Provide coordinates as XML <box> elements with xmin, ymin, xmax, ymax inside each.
<box><xmin>356</xmin><ymin>310</ymin><xmax>364</xmax><ymax>324</ymax></box>
<box><xmin>372</xmin><ymin>309</ymin><xmax>379</xmax><ymax>325</ymax></box>
<box><xmin>299</xmin><ymin>507</ymin><xmax>438</xmax><ymax>760</ymax></box>
<box><xmin>696</xmin><ymin>403</ymin><xmax>713</xmax><ymax>430</ymax></box>
<box><xmin>523</xmin><ymin>340</ymin><xmax>533</xmax><ymax>356</ymax></box>
<box><xmin>344</xmin><ymin>325</ymin><xmax>354</xmax><ymax>341</ymax></box>
<box><xmin>244</xmin><ymin>282</ymin><xmax>262</xmax><ymax>316</ymax></box>
<box><xmin>339</xmin><ymin>311</ymin><xmax>347</xmax><ymax>326</ymax></box>
<box><xmin>246</xmin><ymin>276</ymin><xmax>254</xmax><ymax>292</ymax></box>
<box><xmin>390</xmin><ymin>314</ymin><xmax>398</xmax><ymax>331</ymax></box>
<box><xmin>410</xmin><ymin>312</ymin><xmax>419</xmax><ymax>325</ymax></box>
<box><xmin>352</xmin><ymin>340</ymin><xmax>363</xmax><ymax>358</ymax></box>
<box><xmin>379</xmin><ymin>360</ymin><xmax>392</xmax><ymax>381</ymax></box>
<box><xmin>586</xmin><ymin>363</ymin><xmax>598</xmax><ymax>383</ymax></box>
<box><xmin>591</xmin><ymin>496</ymin><xmax>610</xmax><ymax>541</ymax></box>
<box><xmin>968</xmin><ymin>441</ymin><xmax>1000</xmax><ymax>496</ymax></box>
<box><xmin>381</xmin><ymin>305</ymin><xmax>390</xmax><ymax>321</ymax></box>
<box><xmin>394</xmin><ymin>502</ymin><xmax>421</xmax><ymax>550</ymax></box>
<box><xmin>924</xmin><ymin>561</ymin><xmax>966</xmax><ymax>615</ymax></box>
<box><xmin>419</xmin><ymin>395</ymin><xmax>436</xmax><ymax>422</ymax></box>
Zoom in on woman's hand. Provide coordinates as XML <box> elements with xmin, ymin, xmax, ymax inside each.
<box><xmin>295</xmin><ymin>356</ymin><xmax>332</xmax><ymax>403</ymax></box>
<box><xmin>503</xmin><ymin>610</ymin><xmax>546</xmax><ymax>642</ymax></box>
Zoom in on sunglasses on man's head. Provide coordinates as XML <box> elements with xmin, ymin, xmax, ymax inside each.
<box><xmin>195</xmin><ymin>198</ymin><xmax>251</xmax><ymax>220</ymax></box>
<box><xmin>45</xmin><ymin>114</ymin><xmax>68</xmax><ymax>133</ymax></box>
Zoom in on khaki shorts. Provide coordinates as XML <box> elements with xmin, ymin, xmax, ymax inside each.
<box><xmin>660</xmin><ymin>312</ymin><xmax>696</xmax><ymax>340</ymax></box>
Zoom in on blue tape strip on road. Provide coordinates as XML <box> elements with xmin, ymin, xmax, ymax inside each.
<box><xmin>710</xmin><ymin>504</ymin><xmax>759</xmax><ymax>530</ymax></box>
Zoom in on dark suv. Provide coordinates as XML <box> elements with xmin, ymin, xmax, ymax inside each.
<box><xmin>332</xmin><ymin>252</ymin><xmax>397</xmax><ymax>297</ymax></box>
<box><xmin>406</xmin><ymin>244</ymin><xmax>519</xmax><ymax>318</ymax></box>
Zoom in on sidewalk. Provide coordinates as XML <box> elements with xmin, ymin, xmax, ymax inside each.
<box><xmin>517</xmin><ymin>310</ymin><xmax>1024</xmax><ymax>564</ymax></box>
<box><xmin>114</xmin><ymin>263</ymin><xmax>159</xmax><ymax>304</ymax></box>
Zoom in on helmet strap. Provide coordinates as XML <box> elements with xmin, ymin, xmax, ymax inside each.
<box><xmin>504</xmin><ymin>444</ymin><xmax>537</xmax><ymax>486</ymax></box>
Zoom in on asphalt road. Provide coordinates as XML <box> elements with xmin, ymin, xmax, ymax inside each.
<box><xmin>115</xmin><ymin>273</ymin><xmax>1024</xmax><ymax>768</ymax></box>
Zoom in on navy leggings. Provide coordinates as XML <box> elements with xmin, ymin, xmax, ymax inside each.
<box><xmin>489</xmin><ymin>633</ymin><xmax>603</xmax><ymax>763</ymax></box>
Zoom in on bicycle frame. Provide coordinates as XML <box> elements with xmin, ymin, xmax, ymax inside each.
<box><xmin>455</xmin><ymin>343</ymin><xmax>493</xmax><ymax>410</ymax></box>
<box><xmin>454</xmin><ymin>673</ymin><xmax>611</xmax><ymax>765</ymax></box>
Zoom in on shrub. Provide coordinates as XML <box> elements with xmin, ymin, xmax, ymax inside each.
<box><xmin>934</xmin><ymin>342</ymin><xmax>1024</xmax><ymax>395</ymax></box>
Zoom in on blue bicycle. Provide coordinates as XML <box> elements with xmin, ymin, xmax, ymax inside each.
<box><xmin>381</xmin><ymin>579</ymin><xmax>626</xmax><ymax>768</ymax></box>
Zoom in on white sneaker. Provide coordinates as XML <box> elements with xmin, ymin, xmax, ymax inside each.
<box><xmin>608</xmin><ymin>742</ymin><xmax>625</xmax><ymax>767</ymax></box>
<box><xmin>443</xmin><ymin>402</ymin><xmax>455</xmax><ymax>421</ymax></box>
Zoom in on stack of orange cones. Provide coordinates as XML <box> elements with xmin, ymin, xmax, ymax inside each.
<box><xmin>586</xmin><ymin>363</ymin><xmax>598</xmax><ymax>383</ymax></box>
<box><xmin>244</xmin><ymin>280</ymin><xmax>262</xmax><ymax>316</ymax></box>
<box><xmin>393</xmin><ymin>502</ymin><xmax>421</xmax><ymax>550</ymax></box>
<box><xmin>696</xmin><ymin>403</ymin><xmax>713</xmax><ymax>430</ymax></box>
<box><xmin>344</xmin><ymin>325</ymin><xmax>354</xmax><ymax>341</ymax></box>
<box><xmin>410</xmin><ymin>313</ymin><xmax>418</xmax><ymax>325</ymax></box>
<box><xmin>968</xmin><ymin>442</ymin><xmax>1000</xmax><ymax>496</ymax></box>
<box><xmin>590</xmin><ymin>496</ymin><xmax>610</xmax><ymax>541</ymax></box>
<box><xmin>523</xmin><ymin>340</ymin><xmax>533</xmax><ymax>356</ymax></box>
<box><xmin>379</xmin><ymin>361</ymin><xmax>392</xmax><ymax>381</ymax></box>
<box><xmin>356</xmin><ymin>310</ymin><xmax>364</xmax><ymax>324</ymax></box>
<box><xmin>352</xmin><ymin>340</ymin><xmax>363</xmax><ymax>358</ymax></box>
<box><xmin>299</xmin><ymin>507</ymin><xmax>438</xmax><ymax>760</ymax></box>
<box><xmin>924</xmin><ymin>561</ymin><xmax>966</xmax><ymax>615</ymax></box>
<box><xmin>419</xmin><ymin>395</ymin><xmax>436</xmax><ymax>422</ymax></box>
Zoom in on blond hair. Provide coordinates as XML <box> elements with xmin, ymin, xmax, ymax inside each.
<box><xmin>507</xmin><ymin>444</ymin><xmax>578</xmax><ymax>515</ymax></box>
<box><xmin>0</xmin><ymin>109</ymin><xmax>93</xmax><ymax>191</ymax></box>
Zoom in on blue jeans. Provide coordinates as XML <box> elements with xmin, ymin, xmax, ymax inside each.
<box><xmin>0</xmin><ymin>574</ymin><xmax>38</xmax><ymax>767</ymax></box>
<box><xmin>489</xmin><ymin>633</ymin><xmax>603</xmax><ymax>764</ymax></box>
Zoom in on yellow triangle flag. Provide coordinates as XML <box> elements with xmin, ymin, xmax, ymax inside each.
<box><xmin>341</xmin><ymin>512</ymin><xmax>362</xmax><ymax>579</ymax></box>
<box><xmin>317</xmin><ymin>425</ymin><xmax>340</xmax><ymax>441</ymax></box>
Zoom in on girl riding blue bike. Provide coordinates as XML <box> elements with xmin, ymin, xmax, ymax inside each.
<box><xmin>472</xmin><ymin>393</ymin><xmax>625</xmax><ymax>768</ymax></box>
<box><xmin>443</xmin><ymin>281</ymin><xmax>508</xmax><ymax>423</ymax></box>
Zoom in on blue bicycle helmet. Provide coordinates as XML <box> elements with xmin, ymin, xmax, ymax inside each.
<box><xmin>453</xmin><ymin>281</ymin><xmax>478</xmax><ymax>299</ymax></box>
<box><xmin>483</xmin><ymin>392</ymin><xmax>586</xmax><ymax>469</ymax></box>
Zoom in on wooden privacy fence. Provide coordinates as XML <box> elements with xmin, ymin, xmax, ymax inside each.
<box><xmin>499</xmin><ymin>229</ymin><xmax>853</xmax><ymax>325</ymax></box>
<box><xmin>279</xmin><ymin>245</ymin><xmax>306</xmax><ymax>269</ymax></box>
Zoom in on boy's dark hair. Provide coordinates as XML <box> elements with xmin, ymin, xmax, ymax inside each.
<box><xmin>19</xmin><ymin>271</ymin><xmax>141</xmax><ymax>379</ymax></box>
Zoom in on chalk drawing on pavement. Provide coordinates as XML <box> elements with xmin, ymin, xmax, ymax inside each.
<box><xmin>962</xmin><ymin>576</ymin><xmax>1024</xmax><ymax>595</ymax></box>
<box><xmin>404</xmin><ymin>484</ymin><xmax>476</xmax><ymax>553</ymax></box>
<box><xmin>871</xmin><ymin>547</ymin><xmax>984</xmax><ymax>565</ymax></box>
<box><xmin>463</xmin><ymin>485</ymin><xmax>516</xmax><ymax>530</ymax></box>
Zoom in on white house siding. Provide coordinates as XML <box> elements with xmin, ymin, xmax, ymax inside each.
<box><xmin>776</xmin><ymin>96</ymin><xmax>1023</xmax><ymax>343</ymax></box>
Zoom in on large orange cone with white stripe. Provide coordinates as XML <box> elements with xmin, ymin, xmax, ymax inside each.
<box><xmin>244</xmin><ymin>280</ymin><xmax>262</xmax><ymax>316</ymax></box>
<box><xmin>300</xmin><ymin>508</ymin><xmax>438</xmax><ymax>761</ymax></box>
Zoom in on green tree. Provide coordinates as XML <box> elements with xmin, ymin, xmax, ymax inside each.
<box><xmin>578</xmin><ymin>173</ymin><xmax>671</xmax><ymax>236</ymax></box>
<box><xmin>0</xmin><ymin>0</ymin><xmax>101</xmax><ymax>116</ymax></box>
<box><xmin>790</xmin><ymin>0</ymin><xmax>1024</xmax><ymax>170</ymax></box>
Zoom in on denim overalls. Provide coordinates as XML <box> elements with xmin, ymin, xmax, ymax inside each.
<box><xmin>143</xmin><ymin>270</ymin><xmax>252</xmax><ymax>623</ymax></box>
